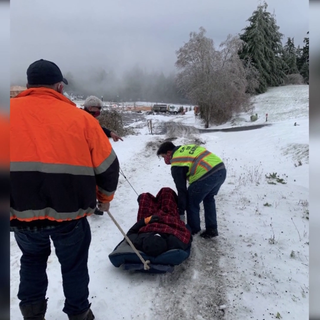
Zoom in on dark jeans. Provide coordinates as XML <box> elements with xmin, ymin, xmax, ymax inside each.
<box><xmin>0</xmin><ymin>214</ymin><xmax>10</xmax><ymax>320</ymax></box>
<box><xmin>13</xmin><ymin>217</ymin><xmax>91</xmax><ymax>316</ymax></box>
<box><xmin>187</xmin><ymin>168</ymin><xmax>227</xmax><ymax>233</ymax></box>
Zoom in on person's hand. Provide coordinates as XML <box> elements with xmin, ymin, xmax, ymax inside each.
<box><xmin>144</xmin><ymin>215</ymin><xmax>159</xmax><ymax>224</ymax></box>
<box><xmin>110</xmin><ymin>132</ymin><xmax>123</xmax><ymax>142</ymax></box>
<box><xmin>97</xmin><ymin>202</ymin><xmax>110</xmax><ymax>212</ymax></box>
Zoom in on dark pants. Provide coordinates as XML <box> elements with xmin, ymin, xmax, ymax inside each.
<box><xmin>13</xmin><ymin>217</ymin><xmax>91</xmax><ymax>316</ymax></box>
<box><xmin>0</xmin><ymin>214</ymin><xmax>10</xmax><ymax>320</ymax></box>
<box><xmin>187</xmin><ymin>168</ymin><xmax>227</xmax><ymax>233</ymax></box>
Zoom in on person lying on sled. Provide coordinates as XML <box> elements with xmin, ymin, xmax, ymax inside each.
<box><xmin>125</xmin><ymin>187</ymin><xmax>192</xmax><ymax>257</ymax></box>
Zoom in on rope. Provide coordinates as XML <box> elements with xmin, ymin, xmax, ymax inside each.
<box><xmin>119</xmin><ymin>168</ymin><xmax>139</xmax><ymax>197</ymax></box>
<box><xmin>106</xmin><ymin>210</ymin><xmax>150</xmax><ymax>270</ymax></box>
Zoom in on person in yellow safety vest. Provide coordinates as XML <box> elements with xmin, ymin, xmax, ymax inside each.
<box><xmin>156</xmin><ymin>141</ymin><xmax>226</xmax><ymax>238</ymax></box>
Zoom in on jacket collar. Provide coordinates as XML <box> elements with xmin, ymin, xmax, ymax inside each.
<box><xmin>172</xmin><ymin>145</ymin><xmax>181</xmax><ymax>156</ymax></box>
<box><xmin>15</xmin><ymin>87</ymin><xmax>76</xmax><ymax>107</ymax></box>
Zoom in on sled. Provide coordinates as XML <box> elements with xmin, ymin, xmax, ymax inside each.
<box><xmin>108</xmin><ymin>239</ymin><xmax>191</xmax><ymax>273</ymax></box>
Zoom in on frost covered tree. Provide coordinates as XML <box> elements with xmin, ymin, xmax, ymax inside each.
<box><xmin>175</xmin><ymin>27</ymin><xmax>257</xmax><ymax>127</ymax></box>
<box><xmin>238</xmin><ymin>2</ymin><xmax>287</xmax><ymax>93</ymax></box>
<box><xmin>296</xmin><ymin>32</ymin><xmax>309</xmax><ymax>83</ymax></box>
<box><xmin>282</xmin><ymin>37</ymin><xmax>299</xmax><ymax>75</ymax></box>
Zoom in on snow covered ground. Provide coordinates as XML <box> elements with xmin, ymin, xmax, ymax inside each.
<box><xmin>10</xmin><ymin>85</ymin><xmax>309</xmax><ymax>319</ymax></box>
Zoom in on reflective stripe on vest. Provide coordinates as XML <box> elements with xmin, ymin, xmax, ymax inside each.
<box><xmin>171</xmin><ymin>145</ymin><xmax>222</xmax><ymax>184</ymax></box>
<box><xmin>189</xmin><ymin>150</ymin><xmax>211</xmax><ymax>175</ymax></box>
<box><xmin>10</xmin><ymin>206</ymin><xmax>95</xmax><ymax>222</ymax></box>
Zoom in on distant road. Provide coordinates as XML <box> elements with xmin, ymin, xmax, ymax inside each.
<box><xmin>164</xmin><ymin>122</ymin><xmax>272</xmax><ymax>136</ymax></box>
<box><xmin>121</xmin><ymin>112</ymin><xmax>272</xmax><ymax>134</ymax></box>
<box><xmin>198</xmin><ymin>123</ymin><xmax>272</xmax><ymax>133</ymax></box>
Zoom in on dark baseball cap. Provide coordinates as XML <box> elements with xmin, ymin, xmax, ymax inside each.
<box><xmin>27</xmin><ymin>59</ymin><xmax>68</xmax><ymax>85</ymax></box>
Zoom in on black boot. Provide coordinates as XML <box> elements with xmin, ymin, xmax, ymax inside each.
<box><xmin>19</xmin><ymin>299</ymin><xmax>47</xmax><ymax>320</ymax></box>
<box><xmin>68</xmin><ymin>308</ymin><xmax>95</xmax><ymax>320</ymax></box>
<box><xmin>200</xmin><ymin>228</ymin><xmax>218</xmax><ymax>238</ymax></box>
<box><xmin>94</xmin><ymin>208</ymin><xmax>104</xmax><ymax>215</ymax></box>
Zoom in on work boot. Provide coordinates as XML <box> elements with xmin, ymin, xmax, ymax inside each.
<box><xmin>200</xmin><ymin>228</ymin><xmax>218</xmax><ymax>238</ymax></box>
<box><xmin>19</xmin><ymin>299</ymin><xmax>47</xmax><ymax>320</ymax></box>
<box><xmin>68</xmin><ymin>308</ymin><xmax>95</xmax><ymax>320</ymax></box>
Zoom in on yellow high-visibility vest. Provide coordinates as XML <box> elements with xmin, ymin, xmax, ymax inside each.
<box><xmin>171</xmin><ymin>145</ymin><xmax>223</xmax><ymax>184</ymax></box>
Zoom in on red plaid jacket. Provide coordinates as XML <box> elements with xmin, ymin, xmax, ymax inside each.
<box><xmin>137</xmin><ymin>187</ymin><xmax>191</xmax><ymax>244</ymax></box>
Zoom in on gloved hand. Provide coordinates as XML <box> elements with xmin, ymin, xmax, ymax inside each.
<box><xmin>144</xmin><ymin>215</ymin><xmax>159</xmax><ymax>224</ymax></box>
<box><xmin>97</xmin><ymin>201</ymin><xmax>110</xmax><ymax>212</ymax></box>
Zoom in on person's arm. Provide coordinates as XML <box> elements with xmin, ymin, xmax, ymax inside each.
<box><xmin>171</xmin><ymin>166</ymin><xmax>189</xmax><ymax>215</ymax></box>
<box><xmin>102</xmin><ymin>127</ymin><xmax>112</xmax><ymax>138</ymax></box>
<box><xmin>88</xmin><ymin>122</ymin><xmax>120</xmax><ymax>205</ymax></box>
<box><xmin>102</xmin><ymin>127</ymin><xmax>123</xmax><ymax>142</ymax></box>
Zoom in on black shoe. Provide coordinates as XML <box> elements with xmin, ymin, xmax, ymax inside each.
<box><xmin>200</xmin><ymin>228</ymin><xmax>218</xmax><ymax>238</ymax></box>
<box><xmin>94</xmin><ymin>208</ymin><xmax>104</xmax><ymax>215</ymax></box>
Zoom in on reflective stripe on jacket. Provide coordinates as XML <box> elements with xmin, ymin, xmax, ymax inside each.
<box><xmin>10</xmin><ymin>88</ymin><xmax>119</xmax><ymax>222</ymax></box>
<box><xmin>170</xmin><ymin>144</ymin><xmax>222</xmax><ymax>184</ymax></box>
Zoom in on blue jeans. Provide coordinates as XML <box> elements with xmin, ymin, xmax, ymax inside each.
<box><xmin>187</xmin><ymin>168</ymin><xmax>227</xmax><ymax>233</ymax></box>
<box><xmin>13</xmin><ymin>217</ymin><xmax>91</xmax><ymax>316</ymax></box>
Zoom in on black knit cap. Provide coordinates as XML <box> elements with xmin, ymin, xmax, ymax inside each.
<box><xmin>27</xmin><ymin>59</ymin><xmax>68</xmax><ymax>85</ymax></box>
<box><xmin>142</xmin><ymin>234</ymin><xmax>167</xmax><ymax>257</ymax></box>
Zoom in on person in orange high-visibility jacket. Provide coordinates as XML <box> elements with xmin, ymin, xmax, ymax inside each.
<box><xmin>0</xmin><ymin>111</ymin><xmax>9</xmax><ymax>319</ymax></box>
<box><xmin>0</xmin><ymin>111</ymin><xmax>9</xmax><ymax>211</ymax></box>
<box><xmin>10</xmin><ymin>59</ymin><xmax>119</xmax><ymax>320</ymax></box>
<box><xmin>157</xmin><ymin>141</ymin><xmax>226</xmax><ymax>239</ymax></box>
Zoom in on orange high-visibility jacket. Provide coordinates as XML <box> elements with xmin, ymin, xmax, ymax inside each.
<box><xmin>10</xmin><ymin>88</ymin><xmax>119</xmax><ymax>222</ymax></box>
<box><xmin>0</xmin><ymin>112</ymin><xmax>9</xmax><ymax>207</ymax></box>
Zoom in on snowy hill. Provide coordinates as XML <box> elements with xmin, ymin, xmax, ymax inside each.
<box><xmin>10</xmin><ymin>85</ymin><xmax>309</xmax><ymax>320</ymax></box>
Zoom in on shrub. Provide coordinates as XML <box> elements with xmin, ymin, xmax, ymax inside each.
<box><xmin>97</xmin><ymin>110</ymin><xmax>134</xmax><ymax>136</ymax></box>
<box><xmin>284</xmin><ymin>74</ymin><xmax>304</xmax><ymax>85</ymax></box>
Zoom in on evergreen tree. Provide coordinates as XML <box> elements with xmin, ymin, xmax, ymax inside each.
<box><xmin>283</xmin><ymin>37</ymin><xmax>299</xmax><ymax>74</ymax></box>
<box><xmin>239</xmin><ymin>2</ymin><xmax>287</xmax><ymax>93</ymax></box>
<box><xmin>296</xmin><ymin>32</ymin><xmax>309</xmax><ymax>83</ymax></box>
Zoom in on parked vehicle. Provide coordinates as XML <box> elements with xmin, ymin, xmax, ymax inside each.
<box><xmin>168</xmin><ymin>105</ymin><xmax>183</xmax><ymax>114</ymax></box>
<box><xmin>152</xmin><ymin>104</ymin><xmax>168</xmax><ymax>113</ymax></box>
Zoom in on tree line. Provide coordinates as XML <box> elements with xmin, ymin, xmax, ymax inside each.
<box><xmin>65</xmin><ymin>68</ymin><xmax>188</xmax><ymax>104</ymax></box>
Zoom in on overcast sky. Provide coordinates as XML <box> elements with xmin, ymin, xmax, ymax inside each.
<box><xmin>11</xmin><ymin>0</ymin><xmax>309</xmax><ymax>85</ymax></box>
<box><xmin>0</xmin><ymin>3</ymin><xmax>9</xmax><ymax>107</ymax></box>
